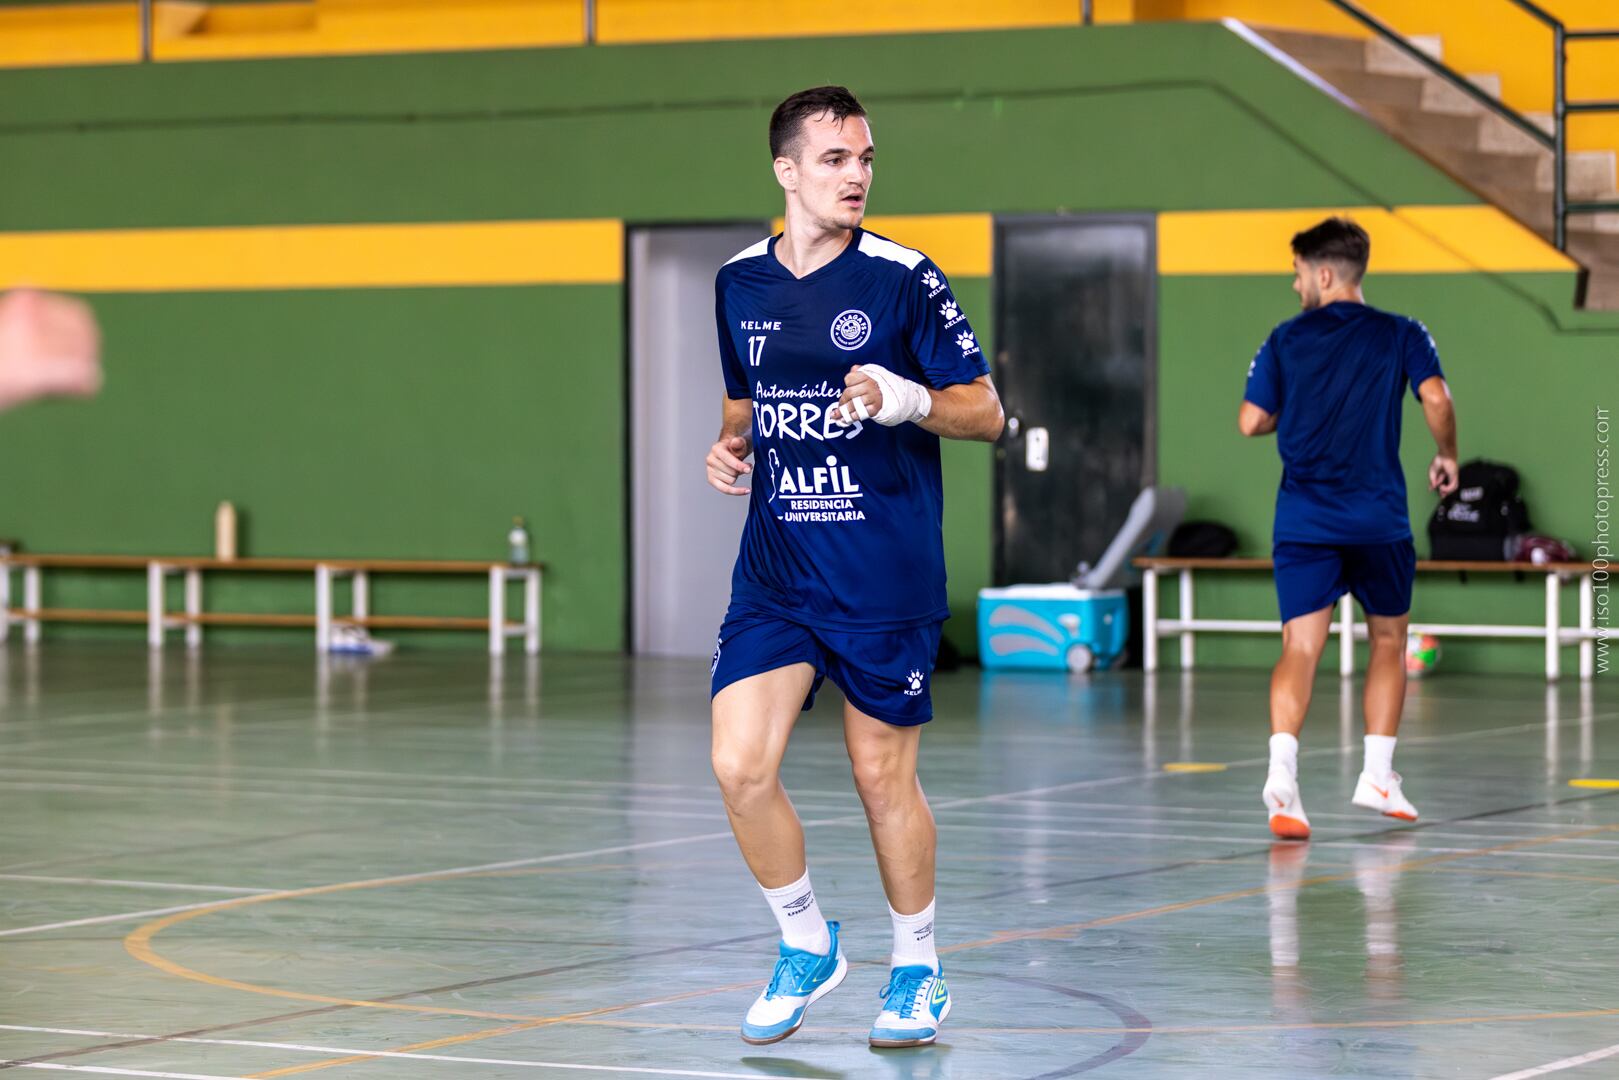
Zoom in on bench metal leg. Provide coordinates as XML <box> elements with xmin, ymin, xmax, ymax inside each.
<box><xmin>524</xmin><ymin>569</ymin><xmax>540</xmax><ymax>656</ymax></box>
<box><xmin>184</xmin><ymin>569</ymin><xmax>202</xmax><ymax>650</ymax></box>
<box><xmin>1178</xmin><ymin>569</ymin><xmax>1195</xmax><ymax>671</ymax></box>
<box><xmin>1142</xmin><ymin>568</ymin><xmax>1158</xmax><ymax>672</ymax></box>
<box><xmin>1579</xmin><ymin>573</ymin><xmax>1594</xmax><ymax>681</ymax></box>
<box><xmin>489</xmin><ymin>567</ymin><xmax>505</xmax><ymax>657</ymax></box>
<box><xmin>1338</xmin><ymin>594</ymin><xmax>1354</xmax><ymax>677</ymax></box>
<box><xmin>0</xmin><ymin>563</ymin><xmax>9</xmax><ymax>643</ymax></box>
<box><xmin>23</xmin><ymin>566</ymin><xmax>41</xmax><ymax>646</ymax></box>
<box><xmin>315</xmin><ymin>565</ymin><xmax>332</xmax><ymax>654</ymax></box>
<box><xmin>1545</xmin><ymin>572</ymin><xmax>1560</xmax><ymax>682</ymax></box>
<box><xmin>353</xmin><ymin>570</ymin><xmax>369</xmax><ymax>622</ymax></box>
<box><xmin>147</xmin><ymin>563</ymin><xmax>164</xmax><ymax>649</ymax></box>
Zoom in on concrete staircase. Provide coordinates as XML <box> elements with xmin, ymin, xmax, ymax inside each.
<box><xmin>1256</xmin><ymin>27</ymin><xmax>1619</xmax><ymax>310</ymax></box>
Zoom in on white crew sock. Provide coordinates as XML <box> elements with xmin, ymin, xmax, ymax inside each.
<box><xmin>1269</xmin><ymin>732</ymin><xmax>1300</xmax><ymax>777</ymax></box>
<box><xmin>890</xmin><ymin>899</ymin><xmax>939</xmax><ymax>972</ymax></box>
<box><xmin>760</xmin><ymin>870</ymin><xmax>831</xmax><ymax>955</ymax></box>
<box><xmin>1363</xmin><ymin>734</ymin><xmax>1397</xmax><ymax>782</ymax></box>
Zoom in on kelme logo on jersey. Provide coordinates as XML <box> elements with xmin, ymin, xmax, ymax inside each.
<box><xmin>919</xmin><ymin>268</ymin><xmax>946</xmax><ymax>299</ymax></box>
<box><xmin>955</xmin><ymin>330</ymin><xmax>980</xmax><ymax>356</ymax></box>
<box><xmin>830</xmin><ymin>309</ymin><xmax>872</xmax><ymax>351</ymax></box>
<box><xmin>939</xmin><ymin>299</ymin><xmax>966</xmax><ymax>329</ymax></box>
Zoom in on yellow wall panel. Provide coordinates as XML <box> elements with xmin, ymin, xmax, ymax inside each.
<box><xmin>597</xmin><ymin>0</ymin><xmax>1084</xmax><ymax>44</ymax></box>
<box><xmin>1157</xmin><ymin>205</ymin><xmax>1575</xmax><ymax>275</ymax></box>
<box><xmin>0</xmin><ymin>219</ymin><xmax>624</xmax><ymax>292</ymax></box>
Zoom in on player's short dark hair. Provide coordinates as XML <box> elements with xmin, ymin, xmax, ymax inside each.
<box><xmin>1291</xmin><ymin>216</ymin><xmax>1370</xmax><ymax>282</ymax></box>
<box><xmin>769</xmin><ymin>85</ymin><xmax>867</xmax><ymax>161</ymax></box>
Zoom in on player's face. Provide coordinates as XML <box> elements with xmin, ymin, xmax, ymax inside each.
<box><xmin>1292</xmin><ymin>256</ymin><xmax>1324</xmax><ymax>311</ymax></box>
<box><xmin>780</xmin><ymin>113</ymin><xmax>874</xmax><ymax>231</ymax></box>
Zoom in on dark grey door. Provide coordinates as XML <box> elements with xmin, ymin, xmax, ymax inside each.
<box><xmin>993</xmin><ymin>217</ymin><xmax>1156</xmax><ymax>585</ymax></box>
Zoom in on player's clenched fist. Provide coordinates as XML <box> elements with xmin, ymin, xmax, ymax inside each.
<box><xmin>707</xmin><ymin>434</ymin><xmax>754</xmax><ymax>495</ymax></box>
<box><xmin>0</xmin><ymin>289</ymin><xmax>102</xmax><ymax>412</ymax></box>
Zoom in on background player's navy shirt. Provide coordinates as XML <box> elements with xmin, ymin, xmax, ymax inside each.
<box><xmin>715</xmin><ymin>228</ymin><xmax>991</xmax><ymax>630</ymax></box>
<box><xmin>1243</xmin><ymin>300</ymin><xmax>1444</xmax><ymax>545</ymax></box>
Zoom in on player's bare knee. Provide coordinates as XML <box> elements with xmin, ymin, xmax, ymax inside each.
<box><xmin>711</xmin><ymin>748</ymin><xmax>777</xmax><ymax>809</ymax></box>
<box><xmin>850</xmin><ymin>753</ymin><xmax>912</xmax><ymax>814</ymax></box>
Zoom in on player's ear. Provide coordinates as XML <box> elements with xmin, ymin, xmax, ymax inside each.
<box><xmin>773</xmin><ymin>155</ymin><xmax>796</xmax><ymax>193</ymax></box>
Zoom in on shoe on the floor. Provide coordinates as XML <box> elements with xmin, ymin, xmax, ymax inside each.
<box><xmin>1352</xmin><ymin>770</ymin><xmax>1418</xmax><ymax>822</ymax></box>
<box><xmin>740</xmin><ymin>920</ymin><xmax>848</xmax><ymax>1045</ymax></box>
<box><xmin>1263</xmin><ymin>768</ymin><xmax>1311</xmax><ymax>840</ymax></box>
<box><xmin>869</xmin><ymin>963</ymin><xmax>951</xmax><ymax>1048</ymax></box>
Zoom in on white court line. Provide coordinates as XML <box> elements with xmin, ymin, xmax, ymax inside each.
<box><xmin>0</xmin><ymin>757</ymin><xmax>710</xmax><ymax>794</ymax></box>
<box><xmin>0</xmin><ymin>764</ymin><xmax>730</xmax><ymax>808</ymax></box>
<box><xmin>0</xmin><ymin>1063</ymin><xmax>243</xmax><ymax>1080</ymax></box>
<box><xmin>0</xmin><ymin>899</ymin><xmax>251</xmax><ymax>939</ymax></box>
<box><xmin>1488</xmin><ymin>1041</ymin><xmax>1619</xmax><ymax>1079</ymax></box>
<box><xmin>0</xmin><ymin>1025</ymin><xmax>767</xmax><ymax>1079</ymax></box>
<box><xmin>0</xmin><ymin>875</ymin><xmax>272</xmax><ymax>895</ymax></box>
<box><xmin>0</xmin><ymin>781</ymin><xmax>731</xmax><ymax>822</ymax></box>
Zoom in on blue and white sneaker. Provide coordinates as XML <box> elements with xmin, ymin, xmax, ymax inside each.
<box><xmin>869</xmin><ymin>963</ymin><xmax>950</xmax><ymax>1047</ymax></box>
<box><xmin>739</xmin><ymin>920</ymin><xmax>848</xmax><ymax>1045</ymax></box>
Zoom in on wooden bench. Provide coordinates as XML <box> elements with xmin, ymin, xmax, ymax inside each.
<box><xmin>0</xmin><ymin>554</ymin><xmax>543</xmax><ymax>656</ymax></box>
<box><xmin>1133</xmin><ymin>556</ymin><xmax>1601</xmax><ymax>682</ymax></box>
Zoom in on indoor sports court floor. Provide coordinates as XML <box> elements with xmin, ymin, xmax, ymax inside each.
<box><xmin>1</xmin><ymin>643</ymin><xmax>1616</xmax><ymax>1080</ymax></box>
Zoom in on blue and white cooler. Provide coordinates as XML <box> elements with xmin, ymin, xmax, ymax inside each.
<box><xmin>977</xmin><ymin>584</ymin><xmax>1129</xmax><ymax>672</ymax></box>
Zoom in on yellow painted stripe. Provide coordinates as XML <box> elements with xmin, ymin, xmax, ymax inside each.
<box><xmin>770</xmin><ymin>213</ymin><xmax>993</xmax><ymax>278</ymax></box>
<box><xmin>597</xmin><ymin>0</ymin><xmax>1090</xmax><ymax>44</ymax></box>
<box><xmin>1158</xmin><ymin>205</ymin><xmax>1575</xmax><ymax>275</ymax></box>
<box><xmin>0</xmin><ymin>219</ymin><xmax>623</xmax><ymax>292</ymax></box>
<box><xmin>1570</xmin><ymin>778</ymin><xmax>1619</xmax><ymax>790</ymax></box>
<box><xmin>1163</xmin><ymin>761</ymin><xmax>1228</xmax><ymax>773</ymax></box>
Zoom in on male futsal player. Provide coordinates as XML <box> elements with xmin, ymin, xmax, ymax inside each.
<box><xmin>704</xmin><ymin>86</ymin><xmax>1002</xmax><ymax>1047</ymax></box>
<box><xmin>1239</xmin><ymin>217</ymin><xmax>1458</xmax><ymax>840</ymax></box>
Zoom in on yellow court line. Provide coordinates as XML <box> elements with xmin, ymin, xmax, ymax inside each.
<box><xmin>1157</xmin><ymin>204</ymin><xmax>1575</xmax><ymax>275</ymax></box>
<box><xmin>1571</xmin><ymin>779</ymin><xmax>1619</xmax><ymax>789</ymax></box>
<box><xmin>1162</xmin><ymin>762</ymin><xmax>1228</xmax><ymax>773</ymax></box>
<box><xmin>0</xmin><ymin>219</ymin><xmax>623</xmax><ymax>292</ymax></box>
<box><xmin>123</xmin><ymin>822</ymin><xmax>1619</xmax><ymax>1074</ymax></box>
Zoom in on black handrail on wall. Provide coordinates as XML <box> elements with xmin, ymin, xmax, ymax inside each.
<box><xmin>1326</xmin><ymin>0</ymin><xmax>1619</xmax><ymax>253</ymax></box>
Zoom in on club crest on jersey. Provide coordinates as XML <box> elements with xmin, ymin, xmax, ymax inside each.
<box><xmin>830</xmin><ymin>309</ymin><xmax>872</xmax><ymax>351</ymax></box>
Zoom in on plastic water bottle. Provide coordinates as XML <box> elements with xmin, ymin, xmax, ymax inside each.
<box><xmin>507</xmin><ymin>517</ymin><xmax>530</xmax><ymax>566</ymax></box>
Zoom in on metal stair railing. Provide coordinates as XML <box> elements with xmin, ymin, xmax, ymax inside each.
<box><xmin>1326</xmin><ymin>0</ymin><xmax>1619</xmax><ymax>253</ymax></box>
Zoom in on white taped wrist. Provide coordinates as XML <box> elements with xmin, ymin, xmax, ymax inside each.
<box><xmin>858</xmin><ymin>364</ymin><xmax>932</xmax><ymax>426</ymax></box>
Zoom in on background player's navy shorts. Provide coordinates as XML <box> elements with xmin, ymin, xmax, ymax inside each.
<box><xmin>1273</xmin><ymin>539</ymin><xmax>1416</xmax><ymax>624</ymax></box>
<box><xmin>710</xmin><ymin>606</ymin><xmax>943</xmax><ymax>727</ymax></box>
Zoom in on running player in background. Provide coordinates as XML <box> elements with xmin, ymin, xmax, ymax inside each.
<box><xmin>704</xmin><ymin>85</ymin><xmax>1003</xmax><ymax>1048</ymax></box>
<box><xmin>1239</xmin><ymin>216</ymin><xmax>1459</xmax><ymax>841</ymax></box>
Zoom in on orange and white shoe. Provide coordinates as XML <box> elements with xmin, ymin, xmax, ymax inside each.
<box><xmin>1352</xmin><ymin>771</ymin><xmax>1418</xmax><ymax>822</ymax></box>
<box><xmin>1263</xmin><ymin>769</ymin><xmax>1311</xmax><ymax>839</ymax></box>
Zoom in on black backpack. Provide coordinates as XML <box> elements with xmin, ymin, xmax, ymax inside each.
<box><xmin>1428</xmin><ymin>459</ymin><xmax>1531</xmax><ymax>561</ymax></box>
<box><xmin>1168</xmin><ymin>521</ymin><xmax>1239</xmax><ymax>558</ymax></box>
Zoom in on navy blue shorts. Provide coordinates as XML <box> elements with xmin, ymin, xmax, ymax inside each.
<box><xmin>1273</xmin><ymin>539</ymin><xmax>1417</xmax><ymax>624</ymax></box>
<box><xmin>709</xmin><ymin>606</ymin><xmax>943</xmax><ymax>727</ymax></box>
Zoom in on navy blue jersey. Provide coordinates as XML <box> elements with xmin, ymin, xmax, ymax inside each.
<box><xmin>715</xmin><ymin>228</ymin><xmax>990</xmax><ymax>630</ymax></box>
<box><xmin>1243</xmin><ymin>301</ymin><xmax>1444</xmax><ymax>545</ymax></box>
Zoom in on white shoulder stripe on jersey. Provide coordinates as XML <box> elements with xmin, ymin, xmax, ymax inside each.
<box><xmin>857</xmin><ymin>232</ymin><xmax>925</xmax><ymax>270</ymax></box>
<box><xmin>723</xmin><ymin>237</ymin><xmax>772</xmax><ymax>266</ymax></box>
